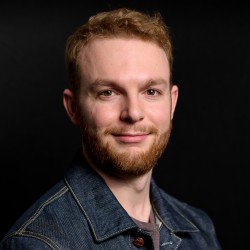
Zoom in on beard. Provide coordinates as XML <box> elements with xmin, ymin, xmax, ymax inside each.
<box><xmin>80</xmin><ymin>122</ymin><xmax>172</xmax><ymax>179</ymax></box>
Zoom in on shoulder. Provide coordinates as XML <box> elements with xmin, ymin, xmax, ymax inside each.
<box><xmin>157</xmin><ymin>186</ymin><xmax>216</xmax><ymax>231</ymax></box>
<box><xmin>151</xmin><ymin>181</ymin><xmax>222</xmax><ymax>249</ymax></box>
<box><xmin>0</xmin><ymin>236</ymin><xmax>55</xmax><ymax>250</ymax></box>
<box><xmin>0</xmin><ymin>179</ymin><xmax>71</xmax><ymax>249</ymax></box>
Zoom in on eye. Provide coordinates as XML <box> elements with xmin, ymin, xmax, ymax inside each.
<box><xmin>146</xmin><ymin>89</ymin><xmax>158</xmax><ymax>96</ymax></box>
<box><xmin>101</xmin><ymin>89</ymin><xmax>114</xmax><ymax>96</ymax></box>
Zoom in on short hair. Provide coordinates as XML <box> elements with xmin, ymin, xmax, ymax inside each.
<box><xmin>65</xmin><ymin>8</ymin><xmax>173</xmax><ymax>93</ymax></box>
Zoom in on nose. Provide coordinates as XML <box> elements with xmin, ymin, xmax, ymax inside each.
<box><xmin>120</xmin><ymin>96</ymin><xmax>144</xmax><ymax>123</ymax></box>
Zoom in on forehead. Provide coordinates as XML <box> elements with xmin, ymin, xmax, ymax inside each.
<box><xmin>78</xmin><ymin>38</ymin><xmax>170</xmax><ymax>84</ymax></box>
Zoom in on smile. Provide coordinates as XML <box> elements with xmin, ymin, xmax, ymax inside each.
<box><xmin>113</xmin><ymin>133</ymin><xmax>149</xmax><ymax>143</ymax></box>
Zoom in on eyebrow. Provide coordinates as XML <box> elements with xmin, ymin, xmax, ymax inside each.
<box><xmin>143</xmin><ymin>78</ymin><xmax>169</xmax><ymax>88</ymax></box>
<box><xmin>89</xmin><ymin>78</ymin><xmax>169</xmax><ymax>91</ymax></box>
<box><xmin>90</xmin><ymin>80</ymin><xmax>117</xmax><ymax>89</ymax></box>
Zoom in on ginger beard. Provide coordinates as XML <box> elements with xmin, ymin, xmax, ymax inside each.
<box><xmin>80</xmin><ymin>122</ymin><xmax>172</xmax><ymax>179</ymax></box>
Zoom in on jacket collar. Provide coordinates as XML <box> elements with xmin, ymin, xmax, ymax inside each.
<box><xmin>64</xmin><ymin>152</ymin><xmax>198</xmax><ymax>242</ymax></box>
<box><xmin>150</xmin><ymin>179</ymin><xmax>199</xmax><ymax>233</ymax></box>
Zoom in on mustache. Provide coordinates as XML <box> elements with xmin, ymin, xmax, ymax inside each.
<box><xmin>103</xmin><ymin>126</ymin><xmax>159</xmax><ymax>135</ymax></box>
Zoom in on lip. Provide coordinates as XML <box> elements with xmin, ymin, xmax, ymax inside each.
<box><xmin>113</xmin><ymin>133</ymin><xmax>149</xmax><ymax>143</ymax></box>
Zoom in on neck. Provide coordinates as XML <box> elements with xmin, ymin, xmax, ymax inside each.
<box><xmin>95</xmin><ymin>168</ymin><xmax>153</xmax><ymax>222</ymax></box>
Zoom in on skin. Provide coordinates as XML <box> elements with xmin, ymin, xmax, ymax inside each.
<box><xmin>63</xmin><ymin>38</ymin><xmax>178</xmax><ymax>222</ymax></box>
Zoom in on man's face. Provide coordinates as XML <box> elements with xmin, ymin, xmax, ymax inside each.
<box><xmin>64</xmin><ymin>38</ymin><xmax>178</xmax><ymax>179</ymax></box>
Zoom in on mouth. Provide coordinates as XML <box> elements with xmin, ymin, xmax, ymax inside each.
<box><xmin>112</xmin><ymin>132</ymin><xmax>150</xmax><ymax>143</ymax></box>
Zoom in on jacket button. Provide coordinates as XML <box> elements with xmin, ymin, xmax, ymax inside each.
<box><xmin>133</xmin><ymin>236</ymin><xmax>144</xmax><ymax>247</ymax></box>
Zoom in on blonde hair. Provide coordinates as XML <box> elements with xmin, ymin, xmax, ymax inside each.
<box><xmin>65</xmin><ymin>8</ymin><xmax>173</xmax><ymax>93</ymax></box>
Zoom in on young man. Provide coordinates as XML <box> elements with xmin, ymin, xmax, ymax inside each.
<box><xmin>0</xmin><ymin>8</ymin><xmax>221</xmax><ymax>249</ymax></box>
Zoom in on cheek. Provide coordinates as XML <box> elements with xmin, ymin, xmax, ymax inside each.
<box><xmin>148</xmin><ymin>103</ymin><xmax>171</xmax><ymax>132</ymax></box>
<box><xmin>83</xmin><ymin>103</ymin><xmax>118</xmax><ymax>129</ymax></box>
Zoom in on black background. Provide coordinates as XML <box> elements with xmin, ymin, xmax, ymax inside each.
<box><xmin>1</xmin><ymin>1</ymin><xmax>250</xmax><ymax>249</ymax></box>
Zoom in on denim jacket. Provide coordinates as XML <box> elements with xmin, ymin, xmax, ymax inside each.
<box><xmin>0</xmin><ymin>153</ymin><xmax>222</xmax><ymax>249</ymax></box>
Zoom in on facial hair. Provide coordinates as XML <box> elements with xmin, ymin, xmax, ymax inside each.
<box><xmin>80</xmin><ymin>122</ymin><xmax>172</xmax><ymax>179</ymax></box>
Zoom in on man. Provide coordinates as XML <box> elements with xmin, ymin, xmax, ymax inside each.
<box><xmin>0</xmin><ymin>8</ymin><xmax>221</xmax><ymax>249</ymax></box>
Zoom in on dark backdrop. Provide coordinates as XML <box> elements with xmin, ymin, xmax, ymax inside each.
<box><xmin>1</xmin><ymin>2</ymin><xmax>250</xmax><ymax>249</ymax></box>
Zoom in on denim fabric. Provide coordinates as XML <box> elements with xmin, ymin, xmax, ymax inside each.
<box><xmin>0</xmin><ymin>153</ymin><xmax>222</xmax><ymax>249</ymax></box>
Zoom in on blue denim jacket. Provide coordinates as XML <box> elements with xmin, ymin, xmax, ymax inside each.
<box><xmin>0</xmin><ymin>153</ymin><xmax>222</xmax><ymax>249</ymax></box>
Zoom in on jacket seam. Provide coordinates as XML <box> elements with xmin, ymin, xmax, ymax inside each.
<box><xmin>17</xmin><ymin>186</ymin><xmax>68</xmax><ymax>234</ymax></box>
<box><xmin>153</xmin><ymin>205</ymin><xmax>199</xmax><ymax>234</ymax></box>
<box><xmin>64</xmin><ymin>177</ymin><xmax>136</xmax><ymax>241</ymax></box>
<box><xmin>14</xmin><ymin>231</ymin><xmax>60</xmax><ymax>250</ymax></box>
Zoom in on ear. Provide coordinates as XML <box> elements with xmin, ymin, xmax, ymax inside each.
<box><xmin>170</xmin><ymin>85</ymin><xmax>179</xmax><ymax>120</ymax></box>
<box><xmin>63</xmin><ymin>89</ymin><xmax>80</xmax><ymax>125</ymax></box>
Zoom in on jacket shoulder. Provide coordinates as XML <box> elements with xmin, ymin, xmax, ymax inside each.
<box><xmin>158</xmin><ymin>187</ymin><xmax>217</xmax><ymax>232</ymax></box>
<box><xmin>0</xmin><ymin>180</ymin><xmax>69</xmax><ymax>249</ymax></box>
